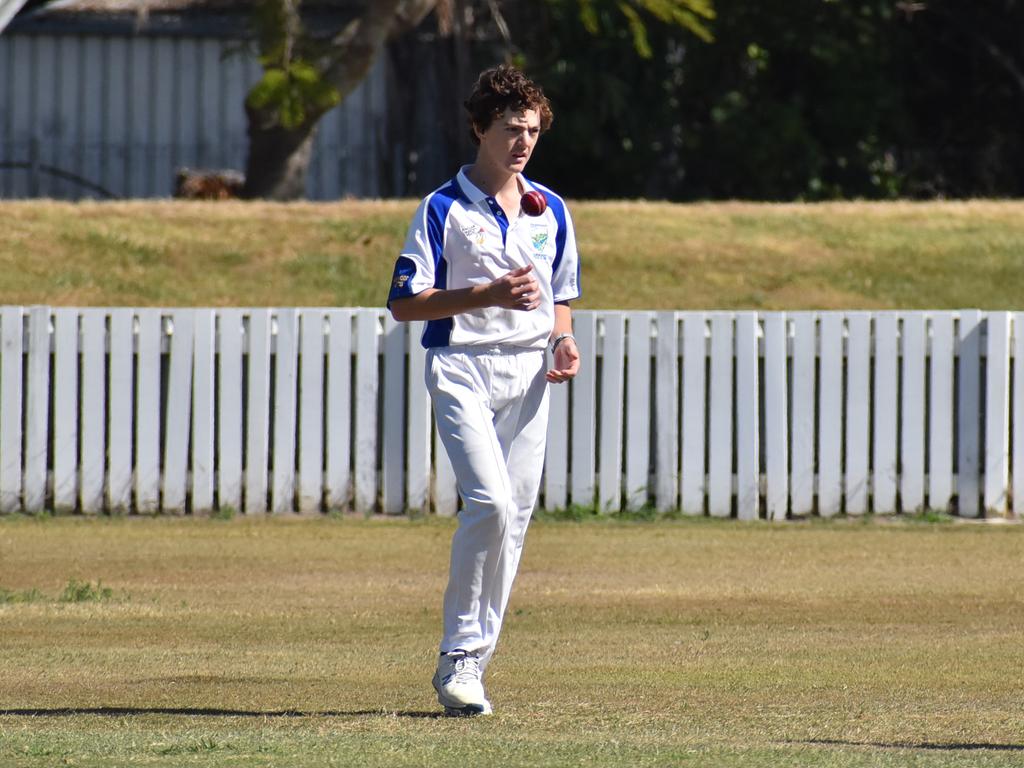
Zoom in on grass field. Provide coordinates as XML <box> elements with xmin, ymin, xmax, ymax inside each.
<box><xmin>2</xmin><ymin>514</ymin><xmax>1023</xmax><ymax>767</ymax></box>
<box><xmin>2</xmin><ymin>199</ymin><xmax>1023</xmax><ymax>309</ymax></box>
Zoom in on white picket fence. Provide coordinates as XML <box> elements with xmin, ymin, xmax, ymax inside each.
<box><xmin>0</xmin><ymin>306</ymin><xmax>1021</xmax><ymax>519</ymax></box>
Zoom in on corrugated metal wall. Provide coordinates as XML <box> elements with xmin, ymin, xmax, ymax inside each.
<box><xmin>0</xmin><ymin>32</ymin><xmax>388</xmax><ymax>199</ymax></box>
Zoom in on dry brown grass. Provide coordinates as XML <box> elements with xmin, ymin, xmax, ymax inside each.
<box><xmin>1</xmin><ymin>515</ymin><xmax>1023</xmax><ymax>766</ymax></box>
<box><xmin>2</xmin><ymin>199</ymin><xmax>1023</xmax><ymax>310</ymax></box>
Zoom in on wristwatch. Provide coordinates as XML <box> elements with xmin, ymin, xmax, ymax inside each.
<box><xmin>551</xmin><ymin>333</ymin><xmax>575</xmax><ymax>354</ymax></box>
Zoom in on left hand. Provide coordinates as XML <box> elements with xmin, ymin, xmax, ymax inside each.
<box><xmin>546</xmin><ymin>337</ymin><xmax>580</xmax><ymax>383</ymax></box>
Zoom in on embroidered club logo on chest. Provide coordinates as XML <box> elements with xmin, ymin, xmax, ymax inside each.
<box><xmin>461</xmin><ymin>223</ymin><xmax>488</xmax><ymax>246</ymax></box>
<box><xmin>530</xmin><ymin>225</ymin><xmax>550</xmax><ymax>255</ymax></box>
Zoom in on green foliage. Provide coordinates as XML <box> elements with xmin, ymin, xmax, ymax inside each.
<box><xmin>247</xmin><ymin>61</ymin><xmax>341</xmax><ymax>130</ymax></box>
<box><xmin>535</xmin><ymin>503</ymin><xmax>685</xmax><ymax>522</ymax></box>
<box><xmin>246</xmin><ymin>0</ymin><xmax>341</xmax><ymax>130</ymax></box>
<box><xmin>904</xmin><ymin>510</ymin><xmax>955</xmax><ymax>525</ymax></box>
<box><xmin>0</xmin><ymin>586</ymin><xmax>44</xmax><ymax>604</ymax></box>
<box><xmin>58</xmin><ymin>579</ymin><xmax>113</xmax><ymax>604</ymax></box>
<box><xmin>574</xmin><ymin>0</ymin><xmax>714</xmax><ymax>56</ymax></box>
<box><xmin>518</xmin><ymin>0</ymin><xmax>1024</xmax><ymax>200</ymax></box>
<box><xmin>211</xmin><ymin>506</ymin><xmax>237</xmax><ymax>521</ymax></box>
<box><xmin>252</xmin><ymin>0</ymin><xmax>298</xmax><ymax>66</ymax></box>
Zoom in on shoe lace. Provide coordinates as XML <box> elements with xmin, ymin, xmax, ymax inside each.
<box><xmin>449</xmin><ymin>654</ymin><xmax>481</xmax><ymax>685</ymax></box>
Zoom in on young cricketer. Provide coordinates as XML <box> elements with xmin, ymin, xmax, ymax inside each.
<box><xmin>387</xmin><ymin>64</ymin><xmax>580</xmax><ymax>716</ymax></box>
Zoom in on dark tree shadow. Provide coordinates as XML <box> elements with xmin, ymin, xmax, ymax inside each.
<box><xmin>792</xmin><ymin>738</ymin><xmax>1024</xmax><ymax>753</ymax></box>
<box><xmin>0</xmin><ymin>707</ymin><xmax>444</xmax><ymax>719</ymax></box>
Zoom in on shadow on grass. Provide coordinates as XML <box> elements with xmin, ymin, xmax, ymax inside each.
<box><xmin>0</xmin><ymin>707</ymin><xmax>444</xmax><ymax>719</ymax></box>
<box><xmin>794</xmin><ymin>739</ymin><xmax>1024</xmax><ymax>752</ymax></box>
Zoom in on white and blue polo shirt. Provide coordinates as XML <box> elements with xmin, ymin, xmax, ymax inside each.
<box><xmin>387</xmin><ymin>167</ymin><xmax>581</xmax><ymax>349</ymax></box>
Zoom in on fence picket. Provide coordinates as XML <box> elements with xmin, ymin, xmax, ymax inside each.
<box><xmin>23</xmin><ymin>307</ymin><xmax>50</xmax><ymax>512</ymax></box>
<box><xmin>382</xmin><ymin>315</ymin><xmax>406</xmax><ymax>515</ymax></box>
<box><xmin>763</xmin><ymin>313</ymin><xmax>788</xmax><ymax>520</ymax></box>
<box><xmin>299</xmin><ymin>310</ymin><xmax>326</xmax><ymax>513</ymax></box>
<box><xmin>354</xmin><ymin>309</ymin><xmax>379</xmax><ymax>514</ymax></box>
<box><xmin>406</xmin><ymin>322</ymin><xmax>431</xmax><ymax>513</ymax></box>
<box><xmin>0</xmin><ymin>307</ymin><xmax>23</xmax><ymax>512</ymax></box>
<box><xmin>192</xmin><ymin>309</ymin><xmax>216</xmax><ymax>513</ymax></box>
<box><xmin>434</xmin><ymin>420</ymin><xmax>458</xmax><ymax>517</ymax></box>
<box><xmin>218</xmin><ymin>309</ymin><xmax>244</xmax><ymax>512</ymax></box>
<box><xmin>681</xmin><ymin>312</ymin><xmax>707</xmax><ymax>515</ymax></box>
<box><xmin>735</xmin><ymin>312</ymin><xmax>759</xmax><ymax>520</ymax></box>
<box><xmin>817</xmin><ymin>314</ymin><xmax>843</xmax><ymax>517</ymax></box>
<box><xmin>625</xmin><ymin>311</ymin><xmax>651</xmax><ymax>510</ymax></box>
<box><xmin>245</xmin><ymin>310</ymin><xmax>272</xmax><ymax>514</ymax></box>
<box><xmin>845</xmin><ymin>313</ymin><xmax>871</xmax><ymax>515</ymax></box>
<box><xmin>983</xmin><ymin>312</ymin><xmax>1010</xmax><ymax>514</ymax></box>
<box><xmin>107</xmin><ymin>309</ymin><xmax>134</xmax><ymax>512</ymax></box>
<box><xmin>873</xmin><ymin>313</ymin><xmax>899</xmax><ymax>513</ymax></box>
<box><xmin>544</xmin><ymin>367</ymin><xmax>569</xmax><ymax>510</ymax></box>
<box><xmin>162</xmin><ymin>311</ymin><xmax>194</xmax><ymax>513</ymax></box>
<box><xmin>791</xmin><ymin>313</ymin><xmax>816</xmax><ymax>516</ymax></box>
<box><xmin>1013</xmin><ymin>313</ymin><xmax>1024</xmax><ymax>518</ymax></box>
<box><xmin>326</xmin><ymin>310</ymin><xmax>353</xmax><ymax>511</ymax></box>
<box><xmin>929</xmin><ymin>314</ymin><xmax>955</xmax><ymax>512</ymax></box>
<box><xmin>135</xmin><ymin>311</ymin><xmax>162</xmax><ymax>513</ymax></box>
<box><xmin>599</xmin><ymin>312</ymin><xmax>625</xmax><ymax>513</ymax></box>
<box><xmin>570</xmin><ymin>313</ymin><xmax>598</xmax><ymax>508</ymax></box>
<box><xmin>654</xmin><ymin>312</ymin><xmax>679</xmax><ymax>512</ymax></box>
<box><xmin>53</xmin><ymin>310</ymin><xmax>79</xmax><ymax>512</ymax></box>
<box><xmin>708</xmin><ymin>313</ymin><xmax>733</xmax><ymax>517</ymax></box>
<box><xmin>957</xmin><ymin>310</ymin><xmax>983</xmax><ymax>517</ymax></box>
<box><xmin>900</xmin><ymin>313</ymin><xmax>927</xmax><ymax>513</ymax></box>
<box><xmin>79</xmin><ymin>309</ymin><xmax>105</xmax><ymax>514</ymax></box>
<box><xmin>272</xmin><ymin>309</ymin><xmax>299</xmax><ymax>514</ymax></box>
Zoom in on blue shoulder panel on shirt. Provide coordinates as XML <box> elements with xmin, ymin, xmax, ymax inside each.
<box><xmin>422</xmin><ymin>255</ymin><xmax>452</xmax><ymax>347</ymax></box>
<box><xmin>425</xmin><ymin>180</ymin><xmax>462</xmax><ymax>266</ymax></box>
<box><xmin>421</xmin><ymin>180</ymin><xmax>462</xmax><ymax>348</ymax></box>
<box><xmin>544</xmin><ymin>188</ymin><xmax>570</xmax><ymax>280</ymax></box>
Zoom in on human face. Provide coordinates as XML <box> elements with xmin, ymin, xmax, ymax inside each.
<box><xmin>474</xmin><ymin>108</ymin><xmax>541</xmax><ymax>176</ymax></box>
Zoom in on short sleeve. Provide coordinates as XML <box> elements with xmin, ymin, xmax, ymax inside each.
<box><xmin>387</xmin><ymin>195</ymin><xmax>445</xmax><ymax>308</ymax></box>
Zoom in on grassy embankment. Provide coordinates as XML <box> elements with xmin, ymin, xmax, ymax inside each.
<box><xmin>1</xmin><ymin>199</ymin><xmax>1022</xmax><ymax>309</ymax></box>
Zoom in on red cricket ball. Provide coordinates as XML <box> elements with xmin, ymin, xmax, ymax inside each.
<box><xmin>521</xmin><ymin>190</ymin><xmax>547</xmax><ymax>217</ymax></box>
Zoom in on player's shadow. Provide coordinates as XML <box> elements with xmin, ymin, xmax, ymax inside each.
<box><xmin>795</xmin><ymin>738</ymin><xmax>1024</xmax><ymax>752</ymax></box>
<box><xmin>0</xmin><ymin>707</ymin><xmax>444</xmax><ymax>719</ymax></box>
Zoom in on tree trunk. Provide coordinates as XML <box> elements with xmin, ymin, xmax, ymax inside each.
<box><xmin>241</xmin><ymin>110</ymin><xmax>318</xmax><ymax>200</ymax></box>
<box><xmin>239</xmin><ymin>0</ymin><xmax>437</xmax><ymax>200</ymax></box>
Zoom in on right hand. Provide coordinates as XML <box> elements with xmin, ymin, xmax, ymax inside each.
<box><xmin>486</xmin><ymin>265</ymin><xmax>540</xmax><ymax>311</ymax></box>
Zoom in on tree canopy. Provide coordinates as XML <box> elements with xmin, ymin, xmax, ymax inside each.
<box><xmin>514</xmin><ymin>0</ymin><xmax>1024</xmax><ymax>200</ymax></box>
<box><xmin>241</xmin><ymin>0</ymin><xmax>1024</xmax><ymax>200</ymax></box>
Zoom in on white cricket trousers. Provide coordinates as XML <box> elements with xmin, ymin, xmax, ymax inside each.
<box><xmin>427</xmin><ymin>345</ymin><xmax>549</xmax><ymax>670</ymax></box>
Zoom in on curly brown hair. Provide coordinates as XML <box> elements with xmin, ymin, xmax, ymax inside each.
<box><xmin>464</xmin><ymin>65</ymin><xmax>554</xmax><ymax>145</ymax></box>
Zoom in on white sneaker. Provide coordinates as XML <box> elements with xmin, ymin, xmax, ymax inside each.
<box><xmin>432</xmin><ymin>650</ymin><xmax>493</xmax><ymax>716</ymax></box>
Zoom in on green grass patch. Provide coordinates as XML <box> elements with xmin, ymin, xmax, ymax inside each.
<box><xmin>1</xmin><ymin>516</ymin><xmax>1023</xmax><ymax>766</ymax></box>
<box><xmin>1</xmin><ymin>200</ymin><xmax>1023</xmax><ymax>309</ymax></box>
<box><xmin>58</xmin><ymin>578</ymin><xmax>114</xmax><ymax>603</ymax></box>
<box><xmin>0</xmin><ymin>586</ymin><xmax>44</xmax><ymax>604</ymax></box>
<box><xmin>533</xmin><ymin>503</ymin><xmax>684</xmax><ymax>522</ymax></box>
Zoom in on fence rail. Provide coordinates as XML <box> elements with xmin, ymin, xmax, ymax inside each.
<box><xmin>0</xmin><ymin>306</ymin><xmax>1020</xmax><ymax>519</ymax></box>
